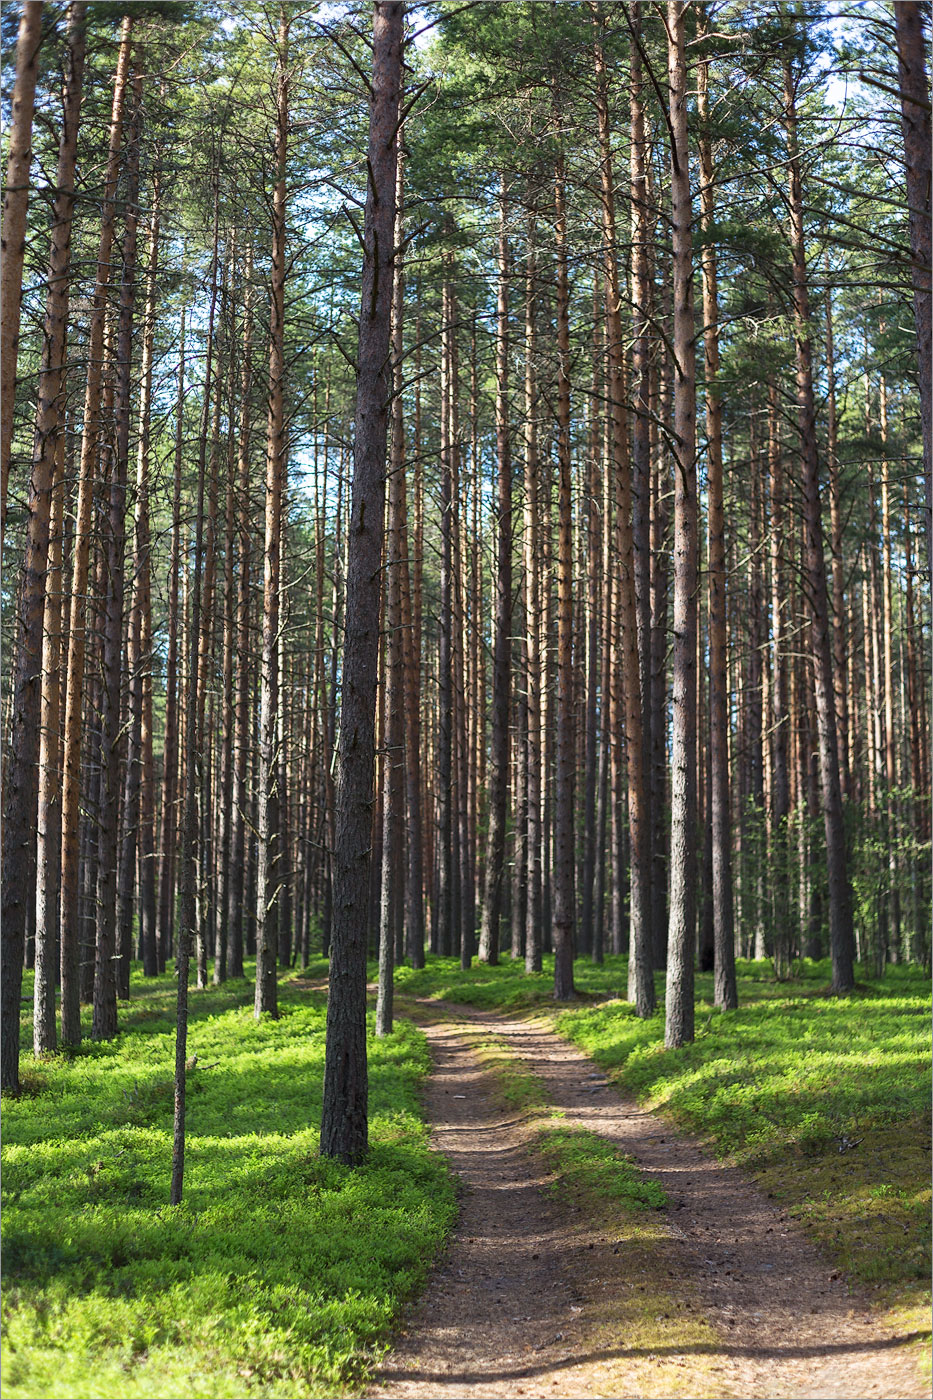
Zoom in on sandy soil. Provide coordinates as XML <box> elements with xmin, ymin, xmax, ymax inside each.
<box><xmin>369</xmin><ymin>1002</ymin><xmax>929</xmax><ymax>1400</ymax></box>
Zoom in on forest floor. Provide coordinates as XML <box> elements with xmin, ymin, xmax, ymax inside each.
<box><xmin>369</xmin><ymin>997</ymin><xmax>930</xmax><ymax>1400</ymax></box>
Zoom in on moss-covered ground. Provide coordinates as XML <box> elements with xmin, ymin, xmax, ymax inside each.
<box><xmin>2</xmin><ymin>965</ymin><xmax>455</xmax><ymax>1399</ymax></box>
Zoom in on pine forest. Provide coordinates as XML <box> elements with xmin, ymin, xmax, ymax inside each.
<box><xmin>2</xmin><ymin>3</ymin><xmax>931</xmax><ymax>1397</ymax></box>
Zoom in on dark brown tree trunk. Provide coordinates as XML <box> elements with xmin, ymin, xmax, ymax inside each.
<box><xmin>30</xmin><ymin>3</ymin><xmax>86</xmax><ymax>1060</ymax></box>
<box><xmin>255</xmin><ymin>11</ymin><xmax>290</xmax><ymax>1018</ymax></box>
<box><xmin>320</xmin><ymin>0</ymin><xmax>402</xmax><ymax>1164</ymax></box>
<box><xmin>479</xmin><ymin>179</ymin><xmax>511</xmax><ymax>966</ymax></box>
<box><xmin>0</xmin><ymin>0</ymin><xmax>43</xmax><ymax>542</ymax></box>
<box><xmin>783</xmin><ymin>48</ymin><xmax>855</xmax><ymax>993</ymax></box>
<box><xmin>664</xmin><ymin>0</ymin><xmax>698</xmax><ymax>1048</ymax></box>
<box><xmin>56</xmin><ymin>15</ymin><xmax>133</xmax><ymax>1053</ymax></box>
<box><xmin>894</xmin><ymin>1</ymin><xmax>932</xmax><ymax>577</ymax></box>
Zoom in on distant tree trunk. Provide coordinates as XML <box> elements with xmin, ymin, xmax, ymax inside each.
<box><xmin>783</xmin><ymin>48</ymin><xmax>854</xmax><ymax>993</ymax></box>
<box><xmin>823</xmin><ymin>280</ymin><xmax>849</xmax><ymax>799</ymax></box>
<box><xmin>479</xmin><ymin>179</ymin><xmax>511</xmax><ymax>966</ymax></box>
<box><xmin>552</xmin><ymin>125</ymin><xmax>576</xmax><ymax>1002</ymax></box>
<box><xmin>664</xmin><ymin>0</ymin><xmax>698</xmax><ymax>1048</ymax></box>
<box><xmin>595</xmin><ymin>18</ymin><xmax>651</xmax><ymax>1014</ymax></box>
<box><xmin>320</xmin><ymin>0</ymin><xmax>402</xmax><ymax>1164</ymax></box>
<box><xmin>436</xmin><ymin>267</ymin><xmax>455</xmax><ymax>959</ymax></box>
<box><xmin>118</xmin><ymin>176</ymin><xmax>160</xmax><ymax>988</ymax></box>
<box><xmin>172</xmin><ymin>160</ymin><xmax>222</xmax><ymax>1206</ymax></box>
<box><xmin>628</xmin><ymin>2</ymin><xmax>654</xmax><ymax>957</ymax></box>
<box><xmin>879</xmin><ymin>379</ymin><xmax>901</xmax><ymax>960</ymax></box>
<box><xmin>0</xmin><ymin>0</ymin><xmax>43</xmax><ymax>543</ymax></box>
<box><xmin>580</xmin><ymin>275</ymin><xmax>601</xmax><ymax>961</ymax></box>
<box><xmin>697</xmin><ymin>7</ymin><xmax>736</xmax><ymax>1010</ymax></box>
<box><xmin>376</xmin><ymin>132</ymin><xmax>407</xmax><ymax>1034</ymax></box>
<box><xmin>30</xmin><ymin>3</ymin><xmax>86</xmax><ymax>1060</ymax></box>
<box><xmin>157</xmin><ymin>309</ymin><xmax>185</xmax><ymax>971</ymax></box>
<box><xmin>93</xmin><ymin>71</ymin><xmax>141</xmax><ymax>1042</ymax></box>
<box><xmin>523</xmin><ymin>203</ymin><xmax>542</xmax><ymax>975</ymax></box>
<box><xmin>215</xmin><ymin>243</ymin><xmax>239</xmax><ymax>987</ymax></box>
<box><xmin>56</xmin><ymin>15</ymin><xmax>133</xmax><ymax>1054</ymax></box>
<box><xmin>227</xmin><ymin>251</ymin><xmax>253</xmax><ymax>980</ymax></box>
<box><xmin>894</xmin><ymin>1</ymin><xmax>932</xmax><ymax>577</ymax></box>
<box><xmin>768</xmin><ymin>386</ymin><xmax>791</xmax><ymax>975</ymax></box>
<box><xmin>255</xmin><ymin>10</ymin><xmax>290</xmax><ymax>1019</ymax></box>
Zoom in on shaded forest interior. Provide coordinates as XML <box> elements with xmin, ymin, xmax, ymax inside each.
<box><xmin>2</xmin><ymin>0</ymin><xmax>930</xmax><ymax>1157</ymax></box>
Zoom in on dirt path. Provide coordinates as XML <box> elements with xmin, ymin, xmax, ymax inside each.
<box><xmin>369</xmin><ymin>1003</ymin><xmax>928</xmax><ymax>1400</ymax></box>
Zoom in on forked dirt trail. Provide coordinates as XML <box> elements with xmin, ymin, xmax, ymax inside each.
<box><xmin>369</xmin><ymin>1003</ymin><xmax>928</xmax><ymax>1400</ymax></box>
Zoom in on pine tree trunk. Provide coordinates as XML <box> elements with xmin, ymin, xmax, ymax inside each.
<box><xmin>31</xmin><ymin>3</ymin><xmax>86</xmax><ymax>1060</ymax></box>
<box><xmin>376</xmin><ymin>135</ymin><xmax>407</xmax><ymax>1033</ymax></box>
<box><xmin>171</xmin><ymin>169</ymin><xmax>222</xmax><ymax>1205</ymax></box>
<box><xmin>595</xmin><ymin>21</ymin><xmax>651</xmax><ymax>1014</ymax></box>
<box><xmin>697</xmin><ymin>9</ymin><xmax>736</xmax><ymax>1009</ymax></box>
<box><xmin>254</xmin><ymin>11</ymin><xmax>290</xmax><ymax>1018</ymax></box>
<box><xmin>768</xmin><ymin>386</ymin><xmax>791</xmax><ymax>974</ymax></box>
<box><xmin>523</xmin><ymin>204</ymin><xmax>542</xmax><ymax>975</ymax></box>
<box><xmin>56</xmin><ymin>15</ymin><xmax>133</xmax><ymax>1054</ymax></box>
<box><xmin>479</xmin><ymin>179</ymin><xmax>511</xmax><ymax>966</ymax></box>
<box><xmin>664</xmin><ymin>0</ymin><xmax>698</xmax><ymax>1048</ymax></box>
<box><xmin>118</xmin><ymin>177</ymin><xmax>160</xmax><ymax>989</ymax></box>
<box><xmin>629</xmin><ymin>4</ymin><xmax>654</xmax><ymax>957</ymax></box>
<box><xmin>824</xmin><ymin>281</ymin><xmax>849</xmax><ymax>799</ymax></box>
<box><xmin>783</xmin><ymin>49</ymin><xmax>855</xmax><ymax>993</ymax></box>
<box><xmin>227</xmin><ymin>251</ymin><xmax>254</xmax><ymax>980</ymax></box>
<box><xmin>93</xmin><ymin>71</ymin><xmax>141</xmax><ymax>1041</ymax></box>
<box><xmin>157</xmin><ymin>310</ymin><xmax>185</xmax><ymax>972</ymax></box>
<box><xmin>0</xmin><ymin>0</ymin><xmax>43</xmax><ymax>542</ymax></box>
<box><xmin>320</xmin><ymin>0</ymin><xmax>402</xmax><ymax>1164</ymax></box>
<box><xmin>893</xmin><ymin>1</ymin><xmax>932</xmax><ymax>577</ymax></box>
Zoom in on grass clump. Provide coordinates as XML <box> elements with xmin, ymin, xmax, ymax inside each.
<box><xmin>2</xmin><ymin>968</ymin><xmax>455</xmax><ymax>1399</ymax></box>
<box><xmin>536</xmin><ymin>1125</ymin><xmax>667</xmax><ymax>1212</ymax></box>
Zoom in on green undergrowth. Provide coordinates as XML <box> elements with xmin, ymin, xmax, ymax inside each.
<box><xmin>2</xmin><ymin>966</ymin><xmax>455</xmax><ymax>1399</ymax></box>
<box><xmin>558</xmin><ymin>960</ymin><xmax>930</xmax><ymax>1341</ymax></box>
<box><xmin>536</xmin><ymin>1125</ymin><xmax>667</xmax><ymax>1212</ymax></box>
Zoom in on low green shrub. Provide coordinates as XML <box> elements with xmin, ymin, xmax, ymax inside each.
<box><xmin>2</xmin><ymin>970</ymin><xmax>455</xmax><ymax>1399</ymax></box>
